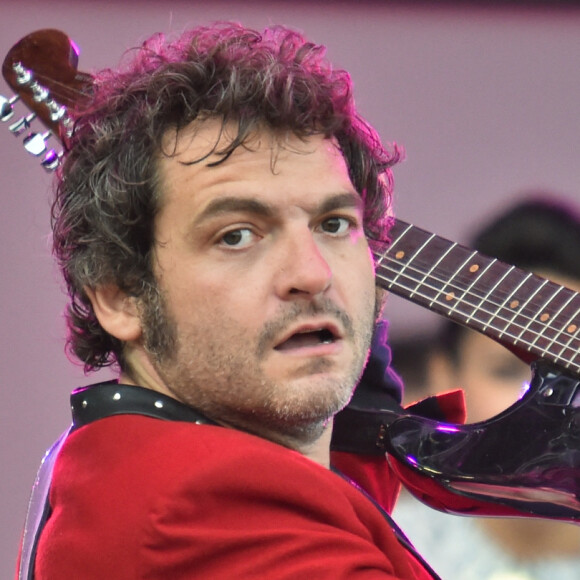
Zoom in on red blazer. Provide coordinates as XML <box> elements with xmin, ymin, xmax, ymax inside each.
<box><xmin>31</xmin><ymin>415</ymin><xmax>435</xmax><ymax>579</ymax></box>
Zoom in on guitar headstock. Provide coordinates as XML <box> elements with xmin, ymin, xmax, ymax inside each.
<box><xmin>1</xmin><ymin>29</ymin><xmax>93</xmax><ymax>171</ymax></box>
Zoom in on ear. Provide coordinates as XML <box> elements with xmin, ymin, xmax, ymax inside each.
<box><xmin>84</xmin><ymin>285</ymin><xmax>142</xmax><ymax>342</ymax></box>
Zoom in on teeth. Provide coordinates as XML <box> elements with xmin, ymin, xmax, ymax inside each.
<box><xmin>274</xmin><ymin>326</ymin><xmax>336</xmax><ymax>351</ymax></box>
<box><xmin>318</xmin><ymin>329</ymin><xmax>334</xmax><ymax>344</ymax></box>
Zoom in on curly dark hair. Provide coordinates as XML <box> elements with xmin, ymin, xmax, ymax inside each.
<box><xmin>52</xmin><ymin>22</ymin><xmax>403</xmax><ymax>373</ymax></box>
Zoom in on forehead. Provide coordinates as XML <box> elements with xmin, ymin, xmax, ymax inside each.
<box><xmin>160</xmin><ymin>117</ymin><xmax>342</xmax><ymax>168</ymax></box>
<box><xmin>156</xmin><ymin>118</ymin><xmax>356</xmax><ymax>210</ymax></box>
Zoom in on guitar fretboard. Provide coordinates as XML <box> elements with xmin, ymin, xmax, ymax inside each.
<box><xmin>374</xmin><ymin>219</ymin><xmax>580</xmax><ymax>375</ymax></box>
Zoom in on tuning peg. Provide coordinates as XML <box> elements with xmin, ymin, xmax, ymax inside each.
<box><xmin>0</xmin><ymin>94</ymin><xmax>20</xmax><ymax>122</ymax></box>
<box><xmin>29</xmin><ymin>81</ymin><xmax>49</xmax><ymax>103</ymax></box>
<box><xmin>45</xmin><ymin>99</ymin><xmax>67</xmax><ymax>122</ymax></box>
<box><xmin>9</xmin><ymin>113</ymin><xmax>36</xmax><ymax>136</ymax></box>
<box><xmin>23</xmin><ymin>131</ymin><xmax>51</xmax><ymax>156</ymax></box>
<box><xmin>12</xmin><ymin>62</ymin><xmax>33</xmax><ymax>86</ymax></box>
<box><xmin>41</xmin><ymin>149</ymin><xmax>62</xmax><ymax>172</ymax></box>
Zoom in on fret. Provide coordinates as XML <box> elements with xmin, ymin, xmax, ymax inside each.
<box><xmin>508</xmin><ymin>283</ymin><xmax>580</xmax><ymax>374</ymax></box>
<box><xmin>442</xmin><ymin>258</ymin><xmax>524</xmax><ymax>330</ymax></box>
<box><xmin>412</xmin><ymin>238</ymin><xmax>454</xmax><ymax>300</ymax></box>
<box><xmin>475</xmin><ymin>268</ymin><xmax>530</xmax><ymax>336</ymax></box>
<box><xmin>383</xmin><ymin>222</ymin><xmax>414</xmax><ymax>289</ymax></box>
<box><xmin>540</xmin><ymin>290</ymin><xmax>578</xmax><ymax>357</ymax></box>
<box><xmin>487</xmin><ymin>273</ymin><xmax>553</xmax><ymax>346</ymax></box>
<box><xmin>432</xmin><ymin>249</ymin><xmax>479</xmax><ymax>313</ymax></box>
<box><xmin>384</xmin><ymin>222</ymin><xmax>486</xmax><ymax>307</ymax></box>
<box><xmin>494</xmin><ymin>272</ymin><xmax>535</xmax><ymax>330</ymax></box>
<box><xmin>526</xmin><ymin>284</ymin><xmax>565</xmax><ymax>350</ymax></box>
<box><xmin>449</xmin><ymin>255</ymin><xmax>496</xmax><ymax>320</ymax></box>
<box><xmin>402</xmin><ymin>233</ymin><xmax>437</xmax><ymax>299</ymax></box>
<box><xmin>501</xmin><ymin>277</ymin><xmax>549</xmax><ymax>344</ymax></box>
<box><xmin>469</xmin><ymin>264</ymin><xmax>516</xmax><ymax>332</ymax></box>
<box><xmin>376</xmin><ymin>219</ymin><xmax>580</xmax><ymax>374</ymax></box>
<box><xmin>508</xmin><ymin>280</ymin><xmax>571</xmax><ymax>355</ymax></box>
<box><xmin>555</xmin><ymin>301</ymin><xmax>580</xmax><ymax>370</ymax></box>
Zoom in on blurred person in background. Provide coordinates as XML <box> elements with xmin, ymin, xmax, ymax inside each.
<box><xmin>391</xmin><ymin>195</ymin><xmax>580</xmax><ymax>580</ymax></box>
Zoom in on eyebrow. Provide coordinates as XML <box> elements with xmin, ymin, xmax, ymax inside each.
<box><xmin>192</xmin><ymin>197</ymin><xmax>274</xmax><ymax>226</ymax></box>
<box><xmin>318</xmin><ymin>191</ymin><xmax>364</xmax><ymax>214</ymax></box>
<box><xmin>193</xmin><ymin>191</ymin><xmax>363</xmax><ymax>226</ymax></box>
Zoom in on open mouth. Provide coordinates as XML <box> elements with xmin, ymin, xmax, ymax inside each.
<box><xmin>274</xmin><ymin>327</ymin><xmax>337</xmax><ymax>351</ymax></box>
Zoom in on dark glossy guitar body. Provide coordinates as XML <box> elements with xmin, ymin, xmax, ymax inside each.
<box><xmin>387</xmin><ymin>361</ymin><xmax>580</xmax><ymax>522</ymax></box>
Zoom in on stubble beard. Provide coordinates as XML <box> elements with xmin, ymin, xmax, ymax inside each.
<box><xmin>136</xmin><ymin>282</ymin><xmax>378</xmax><ymax>445</ymax></box>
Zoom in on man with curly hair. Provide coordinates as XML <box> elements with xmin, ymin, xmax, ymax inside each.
<box><xmin>17</xmin><ymin>23</ymin><xmax>438</xmax><ymax>579</ymax></box>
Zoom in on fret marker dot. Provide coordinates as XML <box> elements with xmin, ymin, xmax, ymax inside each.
<box><xmin>568</xmin><ymin>324</ymin><xmax>578</xmax><ymax>333</ymax></box>
<box><xmin>445</xmin><ymin>292</ymin><xmax>455</xmax><ymax>302</ymax></box>
<box><xmin>469</xmin><ymin>264</ymin><xmax>479</xmax><ymax>273</ymax></box>
<box><xmin>540</xmin><ymin>313</ymin><xmax>550</xmax><ymax>322</ymax></box>
<box><xmin>509</xmin><ymin>300</ymin><xmax>519</xmax><ymax>309</ymax></box>
<box><xmin>395</xmin><ymin>251</ymin><xmax>405</xmax><ymax>260</ymax></box>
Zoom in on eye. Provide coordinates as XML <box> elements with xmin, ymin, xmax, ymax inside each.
<box><xmin>320</xmin><ymin>216</ymin><xmax>356</xmax><ymax>236</ymax></box>
<box><xmin>218</xmin><ymin>228</ymin><xmax>256</xmax><ymax>248</ymax></box>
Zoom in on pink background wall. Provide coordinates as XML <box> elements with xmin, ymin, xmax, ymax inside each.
<box><xmin>1</xmin><ymin>1</ymin><xmax>579</xmax><ymax>575</ymax></box>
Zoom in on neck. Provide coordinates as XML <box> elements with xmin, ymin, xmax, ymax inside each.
<box><xmin>217</xmin><ymin>416</ymin><xmax>333</xmax><ymax>469</ymax></box>
<box><xmin>120</xmin><ymin>348</ymin><xmax>334</xmax><ymax>469</ymax></box>
<box><xmin>292</xmin><ymin>422</ymin><xmax>333</xmax><ymax>468</ymax></box>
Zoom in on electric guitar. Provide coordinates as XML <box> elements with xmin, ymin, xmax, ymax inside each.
<box><xmin>3</xmin><ymin>28</ymin><xmax>579</xmax><ymax>378</ymax></box>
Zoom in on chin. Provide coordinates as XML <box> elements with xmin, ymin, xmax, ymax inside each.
<box><xmin>273</xmin><ymin>378</ymin><xmax>353</xmax><ymax>422</ymax></box>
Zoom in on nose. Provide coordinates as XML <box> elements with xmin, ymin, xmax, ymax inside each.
<box><xmin>274</xmin><ymin>231</ymin><xmax>332</xmax><ymax>299</ymax></box>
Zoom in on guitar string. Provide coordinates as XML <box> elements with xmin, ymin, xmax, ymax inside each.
<box><xmin>374</xmin><ymin>256</ymin><xmax>579</xmax><ymax>342</ymax></box>
<box><xmin>374</xmin><ymin>269</ymin><xmax>575</xmax><ymax>348</ymax></box>
<box><xmin>20</xmin><ymin>72</ymin><xmax>89</xmax><ymax>100</ymax></box>
<box><xmin>372</xmin><ymin>241</ymin><xmax>580</xmax><ymax>339</ymax></box>
<box><xmin>8</xmin><ymin>72</ymin><xmax>89</xmax><ymax>130</ymax></box>
<box><xmin>375</xmin><ymin>269</ymin><xmax>580</xmax><ymax>372</ymax></box>
<box><xmin>376</xmin><ymin>252</ymin><xmax>577</xmax><ymax>326</ymax></box>
<box><xmin>379</xmin><ymin>268</ymin><xmax>578</xmax><ymax>366</ymax></box>
<box><xmin>375</xmin><ymin>266</ymin><xmax>574</xmax><ymax>343</ymax></box>
<box><xmin>374</xmin><ymin>261</ymin><xmax>580</xmax><ymax>368</ymax></box>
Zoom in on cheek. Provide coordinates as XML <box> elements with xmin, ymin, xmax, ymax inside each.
<box><xmin>346</xmin><ymin>246</ymin><xmax>376</xmax><ymax>295</ymax></box>
<box><xmin>173</xmin><ymin>277</ymin><xmax>265</xmax><ymax>342</ymax></box>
